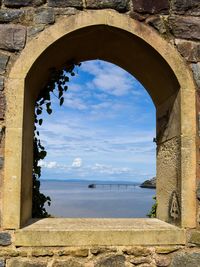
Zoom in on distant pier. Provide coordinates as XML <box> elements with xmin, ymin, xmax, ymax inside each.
<box><xmin>88</xmin><ymin>183</ymin><xmax>137</xmax><ymax>189</ymax></box>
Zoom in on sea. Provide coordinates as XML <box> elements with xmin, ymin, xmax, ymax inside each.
<box><xmin>40</xmin><ymin>180</ymin><xmax>156</xmax><ymax>218</ymax></box>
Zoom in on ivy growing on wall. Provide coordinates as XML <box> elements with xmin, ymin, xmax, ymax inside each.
<box><xmin>32</xmin><ymin>61</ymin><xmax>81</xmax><ymax>218</ymax></box>
<box><xmin>147</xmin><ymin>196</ymin><xmax>157</xmax><ymax>218</ymax></box>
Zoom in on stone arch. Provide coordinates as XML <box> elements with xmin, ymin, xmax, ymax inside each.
<box><xmin>3</xmin><ymin>10</ymin><xmax>196</xmax><ymax>229</ymax></box>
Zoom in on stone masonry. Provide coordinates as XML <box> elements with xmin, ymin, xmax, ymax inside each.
<box><xmin>0</xmin><ymin>0</ymin><xmax>200</xmax><ymax>266</ymax></box>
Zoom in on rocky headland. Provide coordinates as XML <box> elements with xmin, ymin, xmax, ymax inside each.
<box><xmin>140</xmin><ymin>177</ymin><xmax>156</xmax><ymax>189</ymax></box>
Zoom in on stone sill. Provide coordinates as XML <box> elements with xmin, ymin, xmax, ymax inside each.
<box><xmin>15</xmin><ymin>218</ymin><xmax>186</xmax><ymax>247</ymax></box>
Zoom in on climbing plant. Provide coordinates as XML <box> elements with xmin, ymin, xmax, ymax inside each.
<box><xmin>32</xmin><ymin>60</ymin><xmax>81</xmax><ymax>218</ymax></box>
<box><xmin>147</xmin><ymin>196</ymin><xmax>157</xmax><ymax>218</ymax></box>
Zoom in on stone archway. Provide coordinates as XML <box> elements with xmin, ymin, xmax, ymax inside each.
<box><xmin>3</xmin><ymin>10</ymin><xmax>196</xmax><ymax>229</ymax></box>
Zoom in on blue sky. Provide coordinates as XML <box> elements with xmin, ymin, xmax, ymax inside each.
<box><xmin>38</xmin><ymin>60</ymin><xmax>156</xmax><ymax>182</ymax></box>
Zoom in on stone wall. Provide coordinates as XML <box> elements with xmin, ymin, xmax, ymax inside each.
<box><xmin>0</xmin><ymin>0</ymin><xmax>200</xmax><ymax>266</ymax></box>
<box><xmin>0</xmin><ymin>238</ymin><xmax>200</xmax><ymax>267</ymax></box>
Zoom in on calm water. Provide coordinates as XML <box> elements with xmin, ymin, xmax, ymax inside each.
<box><xmin>40</xmin><ymin>180</ymin><xmax>156</xmax><ymax>218</ymax></box>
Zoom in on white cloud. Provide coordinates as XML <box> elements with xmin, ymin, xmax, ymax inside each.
<box><xmin>39</xmin><ymin>161</ymin><xmax>59</xmax><ymax>169</ymax></box>
<box><xmin>91</xmin><ymin>163</ymin><xmax>132</xmax><ymax>175</ymax></box>
<box><xmin>72</xmin><ymin>158</ymin><xmax>82</xmax><ymax>168</ymax></box>
<box><xmin>81</xmin><ymin>60</ymin><xmax>143</xmax><ymax>97</ymax></box>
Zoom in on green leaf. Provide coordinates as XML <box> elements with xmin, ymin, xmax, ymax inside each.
<box><xmin>36</xmin><ymin>108</ymin><xmax>42</xmax><ymax>115</ymax></box>
<box><xmin>59</xmin><ymin>91</ymin><xmax>63</xmax><ymax>99</ymax></box>
<box><xmin>64</xmin><ymin>76</ymin><xmax>69</xmax><ymax>82</ymax></box>
<box><xmin>46</xmin><ymin>102</ymin><xmax>52</xmax><ymax>114</ymax></box>
<box><xmin>60</xmin><ymin>97</ymin><xmax>64</xmax><ymax>106</ymax></box>
<box><xmin>39</xmin><ymin>119</ymin><xmax>43</xmax><ymax>125</ymax></box>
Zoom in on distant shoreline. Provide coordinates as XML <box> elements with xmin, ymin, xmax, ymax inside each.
<box><xmin>40</xmin><ymin>179</ymin><xmax>141</xmax><ymax>185</ymax></box>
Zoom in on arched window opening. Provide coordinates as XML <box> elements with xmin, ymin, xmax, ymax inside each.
<box><xmin>37</xmin><ymin>60</ymin><xmax>156</xmax><ymax>218</ymax></box>
<box><xmin>3</xmin><ymin>11</ymin><xmax>196</xmax><ymax>232</ymax></box>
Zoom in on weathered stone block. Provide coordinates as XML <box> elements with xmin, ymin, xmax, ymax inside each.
<box><xmin>191</xmin><ymin>63</ymin><xmax>200</xmax><ymax>88</ymax></box>
<box><xmin>0</xmin><ymin>78</ymin><xmax>4</xmax><ymax>91</ymax></box>
<box><xmin>90</xmin><ymin>247</ymin><xmax>117</xmax><ymax>256</ymax></box>
<box><xmin>86</xmin><ymin>0</ymin><xmax>129</xmax><ymax>12</ymax></box>
<box><xmin>4</xmin><ymin>0</ymin><xmax>46</xmax><ymax>7</ymax></box>
<box><xmin>31</xmin><ymin>248</ymin><xmax>54</xmax><ymax>257</ymax></box>
<box><xmin>34</xmin><ymin>0</ymin><xmax>46</xmax><ymax>5</ymax></box>
<box><xmin>0</xmin><ymin>93</ymin><xmax>5</xmax><ymax>120</ymax></box>
<box><xmin>189</xmin><ymin>230</ymin><xmax>200</xmax><ymax>245</ymax></box>
<box><xmin>0</xmin><ymin>249</ymin><xmax>19</xmax><ymax>257</ymax></box>
<box><xmin>146</xmin><ymin>15</ymin><xmax>167</xmax><ymax>34</ymax></box>
<box><xmin>171</xmin><ymin>0</ymin><xmax>200</xmax><ymax>15</ymax></box>
<box><xmin>155</xmin><ymin>246</ymin><xmax>180</xmax><ymax>254</ymax></box>
<box><xmin>4</xmin><ymin>0</ymin><xmax>32</xmax><ymax>7</ymax></box>
<box><xmin>95</xmin><ymin>255</ymin><xmax>125</xmax><ymax>267</ymax></box>
<box><xmin>128</xmin><ymin>11</ymin><xmax>148</xmax><ymax>21</ymax></box>
<box><xmin>175</xmin><ymin>39</ymin><xmax>200</xmax><ymax>62</ymax></box>
<box><xmin>70</xmin><ymin>249</ymin><xmax>89</xmax><ymax>257</ymax></box>
<box><xmin>130</xmin><ymin>256</ymin><xmax>151</xmax><ymax>265</ymax></box>
<box><xmin>7</xmin><ymin>259</ymin><xmax>47</xmax><ymax>267</ymax></box>
<box><xmin>48</xmin><ymin>0</ymin><xmax>82</xmax><ymax>8</ymax></box>
<box><xmin>0</xmin><ymin>259</ymin><xmax>5</xmax><ymax>267</ymax></box>
<box><xmin>132</xmin><ymin>0</ymin><xmax>169</xmax><ymax>14</ymax></box>
<box><xmin>154</xmin><ymin>255</ymin><xmax>171</xmax><ymax>267</ymax></box>
<box><xmin>197</xmin><ymin>182</ymin><xmax>200</xmax><ymax>200</ymax></box>
<box><xmin>0</xmin><ymin>233</ymin><xmax>11</xmax><ymax>246</ymax></box>
<box><xmin>54</xmin><ymin>7</ymin><xmax>78</xmax><ymax>16</ymax></box>
<box><xmin>0</xmin><ymin>53</ymin><xmax>5</xmax><ymax>74</ymax></box>
<box><xmin>34</xmin><ymin>8</ymin><xmax>55</xmax><ymax>24</ymax></box>
<box><xmin>169</xmin><ymin>16</ymin><xmax>200</xmax><ymax>40</ymax></box>
<box><xmin>27</xmin><ymin>26</ymin><xmax>45</xmax><ymax>37</ymax></box>
<box><xmin>170</xmin><ymin>252</ymin><xmax>200</xmax><ymax>267</ymax></box>
<box><xmin>52</xmin><ymin>259</ymin><xmax>84</xmax><ymax>267</ymax></box>
<box><xmin>0</xmin><ymin>157</ymin><xmax>4</xmax><ymax>168</ymax></box>
<box><xmin>123</xmin><ymin>247</ymin><xmax>151</xmax><ymax>256</ymax></box>
<box><xmin>0</xmin><ymin>24</ymin><xmax>26</xmax><ymax>51</ymax></box>
<box><xmin>0</xmin><ymin>10</ymin><xmax>24</xmax><ymax>23</ymax></box>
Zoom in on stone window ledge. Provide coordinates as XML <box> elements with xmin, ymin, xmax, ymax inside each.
<box><xmin>15</xmin><ymin>218</ymin><xmax>186</xmax><ymax>247</ymax></box>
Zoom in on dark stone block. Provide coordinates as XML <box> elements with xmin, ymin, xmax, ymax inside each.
<box><xmin>95</xmin><ymin>255</ymin><xmax>125</xmax><ymax>267</ymax></box>
<box><xmin>172</xmin><ymin>0</ymin><xmax>200</xmax><ymax>15</ymax></box>
<box><xmin>48</xmin><ymin>0</ymin><xmax>83</xmax><ymax>8</ymax></box>
<box><xmin>34</xmin><ymin>8</ymin><xmax>55</xmax><ymax>24</ymax></box>
<box><xmin>192</xmin><ymin>63</ymin><xmax>200</xmax><ymax>89</ymax></box>
<box><xmin>0</xmin><ymin>9</ymin><xmax>24</xmax><ymax>23</ymax></box>
<box><xmin>169</xmin><ymin>16</ymin><xmax>200</xmax><ymax>40</ymax></box>
<box><xmin>27</xmin><ymin>26</ymin><xmax>45</xmax><ymax>37</ymax></box>
<box><xmin>170</xmin><ymin>252</ymin><xmax>200</xmax><ymax>267</ymax></box>
<box><xmin>0</xmin><ymin>78</ymin><xmax>4</xmax><ymax>91</ymax></box>
<box><xmin>0</xmin><ymin>92</ymin><xmax>5</xmax><ymax>120</ymax></box>
<box><xmin>132</xmin><ymin>0</ymin><xmax>169</xmax><ymax>14</ymax></box>
<box><xmin>34</xmin><ymin>0</ymin><xmax>46</xmax><ymax>5</ymax></box>
<box><xmin>129</xmin><ymin>11</ymin><xmax>148</xmax><ymax>21</ymax></box>
<box><xmin>4</xmin><ymin>0</ymin><xmax>33</xmax><ymax>7</ymax></box>
<box><xmin>146</xmin><ymin>16</ymin><xmax>167</xmax><ymax>34</ymax></box>
<box><xmin>0</xmin><ymin>54</ymin><xmax>9</xmax><ymax>74</ymax></box>
<box><xmin>0</xmin><ymin>259</ymin><xmax>5</xmax><ymax>267</ymax></box>
<box><xmin>197</xmin><ymin>182</ymin><xmax>200</xmax><ymax>200</ymax></box>
<box><xmin>4</xmin><ymin>0</ymin><xmax>46</xmax><ymax>7</ymax></box>
<box><xmin>0</xmin><ymin>24</ymin><xmax>26</xmax><ymax>51</ymax></box>
<box><xmin>0</xmin><ymin>157</ymin><xmax>4</xmax><ymax>169</ymax></box>
<box><xmin>0</xmin><ymin>232</ymin><xmax>11</xmax><ymax>246</ymax></box>
<box><xmin>175</xmin><ymin>39</ymin><xmax>200</xmax><ymax>62</ymax></box>
<box><xmin>86</xmin><ymin>0</ymin><xmax>129</xmax><ymax>12</ymax></box>
<box><xmin>54</xmin><ymin>7</ymin><xmax>78</xmax><ymax>16</ymax></box>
